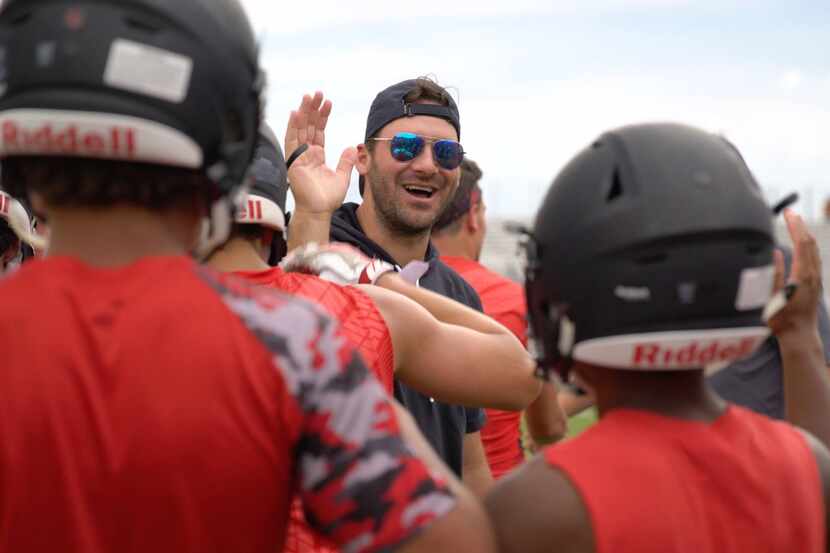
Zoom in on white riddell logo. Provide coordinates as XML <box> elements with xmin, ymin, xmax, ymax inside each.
<box><xmin>614</xmin><ymin>285</ymin><xmax>651</xmax><ymax>302</ymax></box>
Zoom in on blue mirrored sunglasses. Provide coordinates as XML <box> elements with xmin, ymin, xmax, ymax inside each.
<box><xmin>370</xmin><ymin>132</ymin><xmax>465</xmax><ymax>171</ymax></box>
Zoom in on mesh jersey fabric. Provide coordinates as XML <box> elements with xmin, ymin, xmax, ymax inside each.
<box><xmin>234</xmin><ymin>266</ymin><xmax>395</xmax><ymax>393</ymax></box>
<box><xmin>545</xmin><ymin>406</ymin><xmax>824</xmax><ymax>553</ymax></box>
<box><xmin>441</xmin><ymin>256</ymin><xmax>526</xmax><ymax>479</ymax></box>
<box><xmin>233</xmin><ymin>266</ymin><xmax>396</xmax><ymax>553</ymax></box>
<box><xmin>0</xmin><ymin>256</ymin><xmax>453</xmax><ymax>553</ymax></box>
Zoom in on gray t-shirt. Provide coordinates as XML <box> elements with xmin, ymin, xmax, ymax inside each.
<box><xmin>708</xmin><ymin>247</ymin><xmax>830</xmax><ymax>418</ymax></box>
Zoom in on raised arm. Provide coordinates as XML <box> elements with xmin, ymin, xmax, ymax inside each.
<box><xmin>770</xmin><ymin>210</ymin><xmax>830</xmax><ymax>448</ymax></box>
<box><xmin>360</xmin><ymin>276</ymin><xmax>541</xmax><ymax>411</ymax></box>
<box><xmin>524</xmin><ymin>381</ymin><xmax>569</xmax><ymax>449</ymax></box>
<box><xmin>283</xmin><ymin>92</ymin><xmax>354</xmax><ymax>251</ymax></box>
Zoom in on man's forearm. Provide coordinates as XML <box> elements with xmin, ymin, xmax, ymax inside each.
<box><xmin>525</xmin><ymin>382</ymin><xmax>568</xmax><ymax>445</ymax></box>
<box><xmin>462</xmin><ymin>432</ymin><xmax>495</xmax><ymax>498</ymax></box>
<box><xmin>376</xmin><ymin>274</ymin><xmax>515</xmax><ymax>338</ymax></box>
<box><xmin>779</xmin><ymin>326</ymin><xmax>830</xmax><ymax>448</ymax></box>
<box><xmin>286</xmin><ymin>208</ymin><xmax>332</xmax><ymax>251</ymax></box>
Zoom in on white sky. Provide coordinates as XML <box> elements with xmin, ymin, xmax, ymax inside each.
<box><xmin>241</xmin><ymin>0</ymin><xmax>830</xmax><ymax>218</ymax></box>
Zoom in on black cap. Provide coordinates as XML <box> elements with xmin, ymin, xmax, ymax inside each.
<box><xmin>360</xmin><ymin>78</ymin><xmax>460</xmax><ymax>195</ymax></box>
<box><xmin>364</xmin><ymin>79</ymin><xmax>461</xmax><ymax>141</ymax></box>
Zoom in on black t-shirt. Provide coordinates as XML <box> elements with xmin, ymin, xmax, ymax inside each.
<box><xmin>709</xmin><ymin>247</ymin><xmax>830</xmax><ymax>418</ymax></box>
<box><xmin>330</xmin><ymin>203</ymin><xmax>487</xmax><ymax>476</ymax></box>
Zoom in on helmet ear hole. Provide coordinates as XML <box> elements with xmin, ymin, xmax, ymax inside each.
<box><xmin>606</xmin><ymin>169</ymin><xmax>623</xmax><ymax>203</ymax></box>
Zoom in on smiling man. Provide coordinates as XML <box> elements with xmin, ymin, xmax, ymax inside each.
<box><xmin>286</xmin><ymin>78</ymin><xmax>496</xmax><ymax>495</ymax></box>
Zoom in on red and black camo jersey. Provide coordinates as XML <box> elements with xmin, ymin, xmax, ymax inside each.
<box><xmin>0</xmin><ymin>256</ymin><xmax>453</xmax><ymax>553</ymax></box>
<box><xmin>234</xmin><ymin>267</ymin><xmax>395</xmax><ymax>393</ymax></box>
<box><xmin>234</xmin><ymin>266</ymin><xmax>397</xmax><ymax>553</ymax></box>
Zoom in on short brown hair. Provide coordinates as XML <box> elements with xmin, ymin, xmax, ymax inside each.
<box><xmin>432</xmin><ymin>157</ymin><xmax>483</xmax><ymax>234</ymax></box>
<box><xmin>2</xmin><ymin>156</ymin><xmax>217</xmax><ymax>210</ymax></box>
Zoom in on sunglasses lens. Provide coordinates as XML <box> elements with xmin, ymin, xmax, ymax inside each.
<box><xmin>433</xmin><ymin>140</ymin><xmax>464</xmax><ymax>170</ymax></box>
<box><xmin>390</xmin><ymin>132</ymin><xmax>424</xmax><ymax>162</ymax></box>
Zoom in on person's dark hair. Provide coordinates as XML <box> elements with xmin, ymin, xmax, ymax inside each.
<box><xmin>432</xmin><ymin>158</ymin><xmax>483</xmax><ymax>234</ymax></box>
<box><xmin>2</xmin><ymin>157</ymin><xmax>218</xmax><ymax>210</ymax></box>
<box><xmin>226</xmin><ymin>221</ymin><xmax>286</xmax><ymax>266</ymax></box>
<box><xmin>0</xmin><ymin>218</ymin><xmax>19</xmax><ymax>258</ymax></box>
<box><xmin>360</xmin><ymin>76</ymin><xmax>455</xmax><ymax>195</ymax></box>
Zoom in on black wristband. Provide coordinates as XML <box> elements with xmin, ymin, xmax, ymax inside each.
<box><xmin>285</xmin><ymin>143</ymin><xmax>309</xmax><ymax>170</ymax></box>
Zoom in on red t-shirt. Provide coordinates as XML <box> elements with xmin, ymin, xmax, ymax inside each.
<box><xmin>546</xmin><ymin>406</ymin><xmax>825</xmax><ymax>553</ymax></box>
<box><xmin>0</xmin><ymin>257</ymin><xmax>453</xmax><ymax>553</ymax></box>
<box><xmin>234</xmin><ymin>267</ymin><xmax>394</xmax><ymax>393</ymax></box>
<box><xmin>234</xmin><ymin>266</ymin><xmax>397</xmax><ymax>553</ymax></box>
<box><xmin>441</xmin><ymin>256</ymin><xmax>526</xmax><ymax>479</ymax></box>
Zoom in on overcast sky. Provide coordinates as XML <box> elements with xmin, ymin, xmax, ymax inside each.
<box><xmin>241</xmin><ymin>0</ymin><xmax>829</xmax><ymax>219</ymax></box>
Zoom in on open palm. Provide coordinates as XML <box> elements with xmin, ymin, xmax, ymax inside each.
<box><xmin>284</xmin><ymin>92</ymin><xmax>356</xmax><ymax>215</ymax></box>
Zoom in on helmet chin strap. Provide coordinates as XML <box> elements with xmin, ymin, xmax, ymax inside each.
<box><xmin>193</xmin><ymin>196</ymin><xmax>235</xmax><ymax>261</ymax></box>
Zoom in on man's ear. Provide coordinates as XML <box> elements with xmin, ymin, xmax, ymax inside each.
<box><xmin>356</xmin><ymin>143</ymin><xmax>371</xmax><ymax>177</ymax></box>
<box><xmin>465</xmin><ymin>204</ymin><xmax>481</xmax><ymax>233</ymax></box>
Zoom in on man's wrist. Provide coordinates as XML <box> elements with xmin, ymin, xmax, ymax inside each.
<box><xmin>291</xmin><ymin>206</ymin><xmax>335</xmax><ymax>222</ymax></box>
<box><xmin>776</xmin><ymin>323</ymin><xmax>823</xmax><ymax>349</ymax></box>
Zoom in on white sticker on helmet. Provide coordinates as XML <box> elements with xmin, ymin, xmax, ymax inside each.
<box><xmin>573</xmin><ymin>327</ymin><xmax>769</xmax><ymax>370</ymax></box>
<box><xmin>104</xmin><ymin>39</ymin><xmax>193</xmax><ymax>103</ymax></box>
<box><xmin>735</xmin><ymin>264</ymin><xmax>775</xmax><ymax>311</ymax></box>
<box><xmin>0</xmin><ymin>108</ymin><xmax>202</xmax><ymax>168</ymax></box>
<box><xmin>235</xmin><ymin>194</ymin><xmax>285</xmax><ymax>231</ymax></box>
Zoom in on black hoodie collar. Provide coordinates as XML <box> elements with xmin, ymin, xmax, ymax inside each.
<box><xmin>331</xmin><ymin>203</ymin><xmax>439</xmax><ymax>267</ymax></box>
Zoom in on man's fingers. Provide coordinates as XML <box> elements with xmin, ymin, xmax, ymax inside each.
<box><xmin>284</xmin><ymin>110</ymin><xmax>301</xmax><ymax>153</ymax></box>
<box><xmin>306</xmin><ymin>93</ymin><xmax>323</xmax><ymax>145</ymax></box>
<box><xmin>784</xmin><ymin>209</ymin><xmax>821</xmax><ymax>288</ymax></box>
<box><xmin>773</xmin><ymin>249</ymin><xmax>786</xmax><ymax>293</ymax></box>
<box><xmin>335</xmin><ymin>147</ymin><xmax>357</xmax><ymax>182</ymax></box>
<box><xmin>296</xmin><ymin>95</ymin><xmax>313</xmax><ymax>144</ymax></box>
<box><xmin>318</xmin><ymin>99</ymin><xmax>332</xmax><ymax>131</ymax></box>
<box><xmin>309</xmin><ymin>91</ymin><xmax>324</xmax><ymax>112</ymax></box>
<box><xmin>315</xmin><ymin>99</ymin><xmax>332</xmax><ymax>148</ymax></box>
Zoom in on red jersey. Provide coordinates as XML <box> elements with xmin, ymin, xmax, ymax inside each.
<box><xmin>441</xmin><ymin>256</ymin><xmax>525</xmax><ymax>479</ymax></box>
<box><xmin>234</xmin><ymin>267</ymin><xmax>394</xmax><ymax>393</ymax></box>
<box><xmin>234</xmin><ymin>266</ymin><xmax>396</xmax><ymax>553</ymax></box>
<box><xmin>0</xmin><ymin>257</ymin><xmax>453</xmax><ymax>553</ymax></box>
<box><xmin>545</xmin><ymin>406</ymin><xmax>824</xmax><ymax>553</ymax></box>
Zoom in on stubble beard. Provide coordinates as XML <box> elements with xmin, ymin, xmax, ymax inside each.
<box><xmin>366</xmin><ymin>164</ymin><xmax>452</xmax><ymax>238</ymax></box>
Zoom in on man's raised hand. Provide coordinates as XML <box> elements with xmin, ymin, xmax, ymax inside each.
<box><xmin>284</xmin><ymin>92</ymin><xmax>356</xmax><ymax>216</ymax></box>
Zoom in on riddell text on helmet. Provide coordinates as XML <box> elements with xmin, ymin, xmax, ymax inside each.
<box><xmin>1</xmin><ymin>121</ymin><xmax>136</xmax><ymax>158</ymax></box>
<box><xmin>632</xmin><ymin>337</ymin><xmax>758</xmax><ymax>368</ymax></box>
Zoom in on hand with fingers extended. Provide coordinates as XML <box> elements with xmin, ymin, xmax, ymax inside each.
<box><xmin>284</xmin><ymin>91</ymin><xmax>356</xmax><ymax>217</ymax></box>
<box><xmin>767</xmin><ymin>209</ymin><xmax>823</xmax><ymax>338</ymax></box>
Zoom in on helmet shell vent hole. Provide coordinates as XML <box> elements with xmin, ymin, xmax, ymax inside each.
<box><xmin>606</xmin><ymin>169</ymin><xmax>624</xmax><ymax>202</ymax></box>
